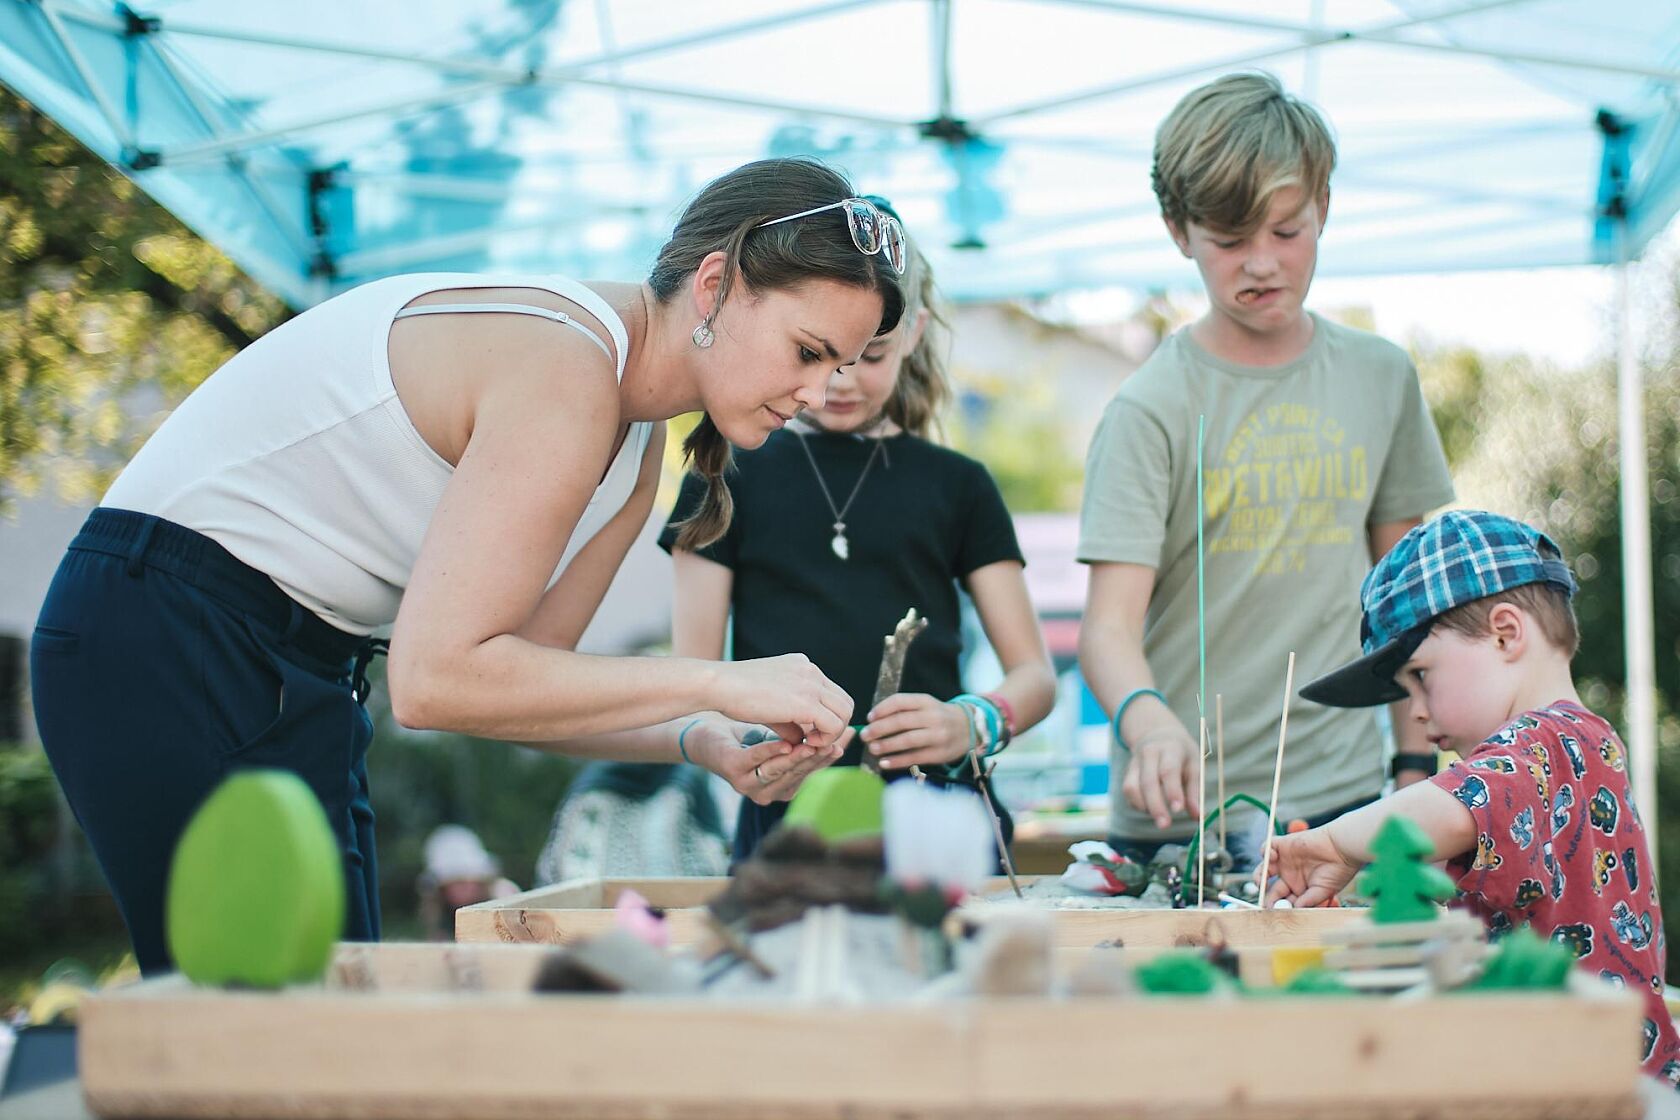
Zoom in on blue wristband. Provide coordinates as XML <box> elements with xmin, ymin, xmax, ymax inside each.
<box><xmin>1112</xmin><ymin>688</ymin><xmax>1168</xmax><ymax>752</ymax></box>
<box><xmin>951</xmin><ymin>694</ymin><xmax>1003</xmax><ymax>755</ymax></box>
<box><xmin>677</xmin><ymin>718</ymin><xmax>705</xmax><ymax>764</ymax></box>
<box><xmin>943</xmin><ymin>700</ymin><xmax>983</xmax><ymax>781</ymax></box>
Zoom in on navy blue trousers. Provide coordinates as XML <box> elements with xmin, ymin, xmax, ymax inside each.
<box><xmin>31</xmin><ymin>509</ymin><xmax>382</xmax><ymax>974</ymax></box>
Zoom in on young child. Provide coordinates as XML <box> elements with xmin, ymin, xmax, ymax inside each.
<box><xmin>661</xmin><ymin>198</ymin><xmax>1057</xmax><ymax>862</ymax></box>
<box><xmin>1078</xmin><ymin>71</ymin><xmax>1455</xmax><ymax>860</ymax></box>
<box><xmin>1267</xmin><ymin>509</ymin><xmax>1679</xmax><ymax>1084</ymax></box>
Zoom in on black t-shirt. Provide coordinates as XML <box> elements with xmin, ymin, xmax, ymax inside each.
<box><xmin>659</xmin><ymin>427</ymin><xmax>1025</xmax><ymax>859</ymax></box>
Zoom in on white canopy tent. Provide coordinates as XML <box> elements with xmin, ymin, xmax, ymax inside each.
<box><xmin>2</xmin><ymin>0</ymin><xmax>1676</xmax><ymax>834</ymax></box>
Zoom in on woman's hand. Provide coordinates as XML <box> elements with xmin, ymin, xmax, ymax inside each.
<box><xmin>710</xmin><ymin>654</ymin><xmax>854</xmax><ymax>748</ymax></box>
<box><xmin>860</xmin><ymin>693</ymin><xmax>973</xmax><ymax>772</ymax></box>
<box><xmin>684</xmin><ymin>718</ymin><xmax>848</xmax><ymax>805</ymax></box>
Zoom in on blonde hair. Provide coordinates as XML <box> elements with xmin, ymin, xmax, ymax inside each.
<box><xmin>1152</xmin><ymin>71</ymin><xmax>1336</xmax><ymax>235</ymax></box>
<box><xmin>881</xmin><ymin>228</ymin><xmax>951</xmax><ymax>438</ymax></box>
<box><xmin>1435</xmin><ymin>583</ymin><xmax>1581</xmax><ymax>659</ymax></box>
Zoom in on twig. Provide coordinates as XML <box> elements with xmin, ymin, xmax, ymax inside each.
<box><xmin>1257</xmin><ymin>653</ymin><xmax>1297</xmax><ymax>907</ymax></box>
<box><xmin>701</xmin><ymin>912</ymin><xmax>775</xmax><ymax>979</ymax></box>
<box><xmin>966</xmin><ymin>750</ymin><xmax>1022</xmax><ymax>898</ymax></box>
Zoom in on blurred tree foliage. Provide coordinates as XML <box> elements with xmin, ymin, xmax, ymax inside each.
<box><xmin>0</xmin><ymin>745</ymin><xmax>59</xmax><ymax>957</ymax></box>
<box><xmin>948</xmin><ymin>379</ymin><xmax>1085</xmax><ymax>512</ymax></box>
<box><xmin>0</xmin><ymin>87</ymin><xmax>289</xmax><ymax>511</ymax></box>
<box><xmin>0</xmin><ymin>86</ymin><xmax>573</xmax><ymax>956</ymax></box>
<box><xmin>361</xmin><ymin>667</ymin><xmax>578</xmax><ymax>924</ymax></box>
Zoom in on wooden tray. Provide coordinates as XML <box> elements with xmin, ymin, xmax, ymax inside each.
<box><xmin>79</xmin><ymin>942</ymin><xmax>1643</xmax><ymax>1119</ymax></box>
<box><xmin>456</xmin><ymin>876</ymin><xmax>1367</xmax><ymax>949</ymax></box>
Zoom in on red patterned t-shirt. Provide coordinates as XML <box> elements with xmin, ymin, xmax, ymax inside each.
<box><xmin>1431</xmin><ymin>702</ymin><xmax>1678</xmax><ymax>1085</ymax></box>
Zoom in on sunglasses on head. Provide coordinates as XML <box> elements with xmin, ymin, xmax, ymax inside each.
<box><xmin>755</xmin><ymin>196</ymin><xmax>906</xmax><ymax>275</ymax></box>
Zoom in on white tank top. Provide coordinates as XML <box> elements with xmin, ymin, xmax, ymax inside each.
<box><xmin>102</xmin><ymin>273</ymin><xmax>655</xmax><ymax>636</ymax></box>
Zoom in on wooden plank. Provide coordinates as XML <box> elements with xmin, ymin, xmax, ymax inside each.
<box><xmin>326</xmin><ymin>942</ymin><xmax>550</xmax><ymax>992</ymax></box>
<box><xmin>456</xmin><ymin>876</ymin><xmax>1368</xmax><ymax>952</ymax></box>
<box><xmin>83</xmin><ymin>984</ymin><xmax>976</xmax><ymax>1118</ymax></box>
<box><xmin>454</xmin><ymin>877</ymin><xmax>727</xmax><ymax>945</ymax></box>
<box><xmin>972</xmin><ymin>992</ymin><xmax>1642</xmax><ymax>1118</ymax></box>
<box><xmin>963</xmin><ymin>903</ymin><xmax>1366</xmax><ymax>950</ymax></box>
<box><xmin>79</xmin><ymin>942</ymin><xmax>1644</xmax><ymax>1120</ymax></box>
<box><xmin>600</xmin><ymin>878</ymin><xmax>734</xmax><ymax>908</ymax></box>
<box><xmin>1054</xmin><ymin>945</ymin><xmax>1283</xmax><ymax>989</ymax></box>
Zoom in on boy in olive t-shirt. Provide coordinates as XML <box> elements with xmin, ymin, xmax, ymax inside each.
<box><xmin>1077</xmin><ymin>71</ymin><xmax>1455</xmax><ymax>854</ymax></box>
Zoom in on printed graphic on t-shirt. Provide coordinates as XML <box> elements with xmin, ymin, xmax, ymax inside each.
<box><xmin>1432</xmin><ymin>703</ymin><xmax>1680</xmax><ymax>1086</ymax></box>
<box><xmin>1204</xmin><ymin>403</ymin><xmax>1368</xmax><ymax>575</ymax></box>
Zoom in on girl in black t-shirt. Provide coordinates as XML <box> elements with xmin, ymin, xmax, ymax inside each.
<box><xmin>661</xmin><ymin>200</ymin><xmax>1057</xmax><ymax>862</ymax></box>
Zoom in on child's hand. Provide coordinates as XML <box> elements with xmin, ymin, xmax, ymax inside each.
<box><xmin>1257</xmin><ymin>827</ymin><xmax>1361</xmax><ymax>908</ymax></box>
<box><xmin>1120</xmin><ymin>721</ymin><xmax>1202</xmax><ymax>829</ymax></box>
<box><xmin>860</xmin><ymin>693</ymin><xmax>973</xmax><ymax>771</ymax></box>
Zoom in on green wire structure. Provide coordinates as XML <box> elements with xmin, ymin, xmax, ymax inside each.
<box><xmin>1179</xmin><ymin>792</ymin><xmax>1283</xmax><ymax>907</ymax></box>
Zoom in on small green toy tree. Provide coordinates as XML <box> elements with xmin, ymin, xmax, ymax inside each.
<box><xmin>1357</xmin><ymin>816</ymin><xmax>1457</xmax><ymax>924</ymax></box>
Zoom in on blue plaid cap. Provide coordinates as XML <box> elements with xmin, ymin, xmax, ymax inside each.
<box><xmin>1299</xmin><ymin>510</ymin><xmax>1577</xmax><ymax>708</ymax></box>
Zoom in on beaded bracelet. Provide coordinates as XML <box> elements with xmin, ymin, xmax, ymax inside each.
<box><xmin>943</xmin><ymin>702</ymin><xmax>984</xmax><ymax>782</ymax></box>
<box><xmin>943</xmin><ymin>694</ymin><xmax>1009</xmax><ymax>780</ymax></box>
<box><xmin>981</xmin><ymin>691</ymin><xmax>1016</xmax><ymax>747</ymax></box>
<box><xmin>952</xmin><ymin>694</ymin><xmax>1004</xmax><ymax>756</ymax></box>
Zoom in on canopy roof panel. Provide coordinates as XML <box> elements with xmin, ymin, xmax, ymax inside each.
<box><xmin>3</xmin><ymin>0</ymin><xmax>1678</xmax><ymax>306</ymax></box>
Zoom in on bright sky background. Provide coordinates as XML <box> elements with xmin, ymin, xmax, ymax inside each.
<box><xmin>1053</xmin><ymin>216</ymin><xmax>1680</xmax><ymax>370</ymax></box>
<box><xmin>1327</xmin><ymin>216</ymin><xmax>1680</xmax><ymax>367</ymax></box>
<box><xmin>1313</xmin><ymin>266</ymin><xmax>1615</xmax><ymax>367</ymax></box>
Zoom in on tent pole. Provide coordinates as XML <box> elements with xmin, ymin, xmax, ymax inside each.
<box><xmin>1615</xmin><ymin>222</ymin><xmax>1659</xmax><ymax>854</ymax></box>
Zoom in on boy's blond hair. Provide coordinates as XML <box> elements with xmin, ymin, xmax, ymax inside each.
<box><xmin>1152</xmin><ymin>71</ymin><xmax>1336</xmax><ymax>235</ymax></box>
<box><xmin>1434</xmin><ymin>584</ymin><xmax>1582</xmax><ymax>659</ymax></box>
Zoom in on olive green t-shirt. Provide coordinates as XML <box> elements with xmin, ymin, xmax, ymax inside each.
<box><xmin>1078</xmin><ymin>314</ymin><xmax>1455</xmax><ymax>841</ymax></box>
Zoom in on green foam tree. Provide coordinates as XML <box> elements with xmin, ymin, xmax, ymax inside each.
<box><xmin>1356</xmin><ymin>816</ymin><xmax>1457</xmax><ymax>924</ymax></box>
<box><xmin>782</xmin><ymin>767</ymin><xmax>885</xmax><ymax>843</ymax></box>
<box><xmin>166</xmin><ymin>770</ymin><xmax>345</xmax><ymax>987</ymax></box>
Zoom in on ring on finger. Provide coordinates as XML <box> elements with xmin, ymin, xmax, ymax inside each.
<box><xmin>754</xmin><ymin>764</ymin><xmax>772</xmax><ymax>786</ymax></box>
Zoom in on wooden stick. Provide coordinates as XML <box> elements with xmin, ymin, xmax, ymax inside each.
<box><xmin>1196</xmin><ymin>718</ymin><xmax>1209</xmax><ymax>913</ymax></box>
<box><xmin>1216</xmin><ymin>693</ymin><xmax>1226</xmax><ymax>857</ymax></box>
<box><xmin>1257</xmin><ymin>653</ymin><xmax>1296</xmax><ymax>907</ymax></box>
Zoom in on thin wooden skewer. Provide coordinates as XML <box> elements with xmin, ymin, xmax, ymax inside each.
<box><xmin>1216</xmin><ymin>693</ymin><xmax>1226</xmax><ymax>858</ymax></box>
<box><xmin>1193</xmin><ymin>411</ymin><xmax>1207</xmax><ymax>907</ymax></box>
<box><xmin>1196</xmin><ymin>715</ymin><xmax>1208</xmax><ymax>908</ymax></box>
<box><xmin>1257</xmin><ymin>652</ymin><xmax>1296</xmax><ymax>908</ymax></box>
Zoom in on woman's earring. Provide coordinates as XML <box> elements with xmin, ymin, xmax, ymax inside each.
<box><xmin>692</xmin><ymin>321</ymin><xmax>715</xmax><ymax>349</ymax></box>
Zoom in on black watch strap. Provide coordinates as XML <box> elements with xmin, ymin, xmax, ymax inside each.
<box><xmin>1391</xmin><ymin>751</ymin><xmax>1437</xmax><ymax>777</ymax></box>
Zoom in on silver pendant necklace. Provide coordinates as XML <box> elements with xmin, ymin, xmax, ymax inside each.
<box><xmin>792</xmin><ymin>426</ymin><xmax>886</xmax><ymax>560</ymax></box>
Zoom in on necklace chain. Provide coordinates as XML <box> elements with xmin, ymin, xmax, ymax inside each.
<box><xmin>793</xmin><ymin>430</ymin><xmax>885</xmax><ymax>555</ymax></box>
